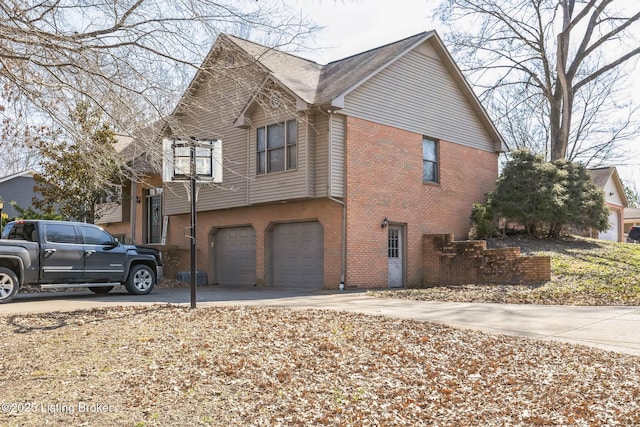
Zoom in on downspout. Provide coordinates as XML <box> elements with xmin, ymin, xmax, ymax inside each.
<box><xmin>323</xmin><ymin>108</ymin><xmax>346</xmax><ymax>290</ymax></box>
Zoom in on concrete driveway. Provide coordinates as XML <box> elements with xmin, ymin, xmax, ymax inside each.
<box><xmin>2</xmin><ymin>286</ymin><xmax>640</xmax><ymax>356</ymax></box>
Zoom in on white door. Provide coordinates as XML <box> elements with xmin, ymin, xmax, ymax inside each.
<box><xmin>388</xmin><ymin>225</ymin><xmax>403</xmax><ymax>287</ymax></box>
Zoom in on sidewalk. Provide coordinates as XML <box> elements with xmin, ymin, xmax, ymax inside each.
<box><xmin>4</xmin><ymin>286</ymin><xmax>640</xmax><ymax>356</ymax></box>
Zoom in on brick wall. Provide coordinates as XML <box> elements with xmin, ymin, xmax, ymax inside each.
<box><xmin>422</xmin><ymin>234</ymin><xmax>551</xmax><ymax>285</ymax></box>
<box><xmin>157</xmin><ymin>198</ymin><xmax>343</xmax><ymax>288</ymax></box>
<box><xmin>345</xmin><ymin>116</ymin><xmax>499</xmax><ymax>288</ymax></box>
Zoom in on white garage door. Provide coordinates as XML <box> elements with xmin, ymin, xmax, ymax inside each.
<box><xmin>599</xmin><ymin>211</ymin><xmax>619</xmax><ymax>242</ymax></box>
<box><xmin>214</xmin><ymin>227</ymin><xmax>256</xmax><ymax>285</ymax></box>
<box><xmin>272</xmin><ymin>222</ymin><xmax>324</xmax><ymax>288</ymax></box>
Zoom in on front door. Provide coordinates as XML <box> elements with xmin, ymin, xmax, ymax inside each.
<box><xmin>388</xmin><ymin>225</ymin><xmax>403</xmax><ymax>287</ymax></box>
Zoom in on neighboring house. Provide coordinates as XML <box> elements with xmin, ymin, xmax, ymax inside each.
<box><xmin>0</xmin><ymin>170</ymin><xmax>39</xmax><ymax>219</ymax></box>
<box><xmin>588</xmin><ymin>167</ymin><xmax>628</xmax><ymax>242</ymax></box>
<box><xmin>97</xmin><ymin>131</ymin><xmax>164</xmax><ymax>245</ymax></box>
<box><xmin>623</xmin><ymin>208</ymin><xmax>640</xmax><ymax>241</ymax></box>
<box><xmin>157</xmin><ymin>31</ymin><xmax>505</xmax><ymax>289</ymax></box>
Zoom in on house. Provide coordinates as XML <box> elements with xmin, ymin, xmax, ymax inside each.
<box><xmin>97</xmin><ymin>131</ymin><xmax>164</xmax><ymax>245</ymax></box>
<box><xmin>588</xmin><ymin>167</ymin><xmax>628</xmax><ymax>242</ymax></box>
<box><xmin>623</xmin><ymin>208</ymin><xmax>640</xmax><ymax>241</ymax></box>
<box><xmin>0</xmin><ymin>170</ymin><xmax>39</xmax><ymax>219</ymax></box>
<box><xmin>154</xmin><ymin>31</ymin><xmax>505</xmax><ymax>289</ymax></box>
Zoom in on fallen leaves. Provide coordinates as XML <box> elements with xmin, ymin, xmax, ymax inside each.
<box><xmin>1</xmin><ymin>305</ymin><xmax>639</xmax><ymax>426</ymax></box>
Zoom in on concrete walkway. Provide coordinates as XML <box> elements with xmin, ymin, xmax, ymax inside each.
<box><xmin>3</xmin><ymin>286</ymin><xmax>640</xmax><ymax>356</ymax></box>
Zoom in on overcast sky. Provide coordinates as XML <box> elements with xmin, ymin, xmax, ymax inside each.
<box><xmin>290</xmin><ymin>0</ymin><xmax>639</xmax><ymax>192</ymax></box>
<box><xmin>291</xmin><ymin>0</ymin><xmax>442</xmax><ymax>64</ymax></box>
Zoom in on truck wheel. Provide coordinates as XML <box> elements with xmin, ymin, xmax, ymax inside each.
<box><xmin>125</xmin><ymin>265</ymin><xmax>155</xmax><ymax>295</ymax></box>
<box><xmin>0</xmin><ymin>267</ymin><xmax>19</xmax><ymax>304</ymax></box>
<box><xmin>88</xmin><ymin>286</ymin><xmax>114</xmax><ymax>294</ymax></box>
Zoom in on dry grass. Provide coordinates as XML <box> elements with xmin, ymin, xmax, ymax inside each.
<box><xmin>1</xmin><ymin>305</ymin><xmax>640</xmax><ymax>426</ymax></box>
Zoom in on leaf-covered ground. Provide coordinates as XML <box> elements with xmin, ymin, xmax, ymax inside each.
<box><xmin>370</xmin><ymin>236</ymin><xmax>640</xmax><ymax>306</ymax></box>
<box><xmin>1</xmin><ymin>305</ymin><xmax>639</xmax><ymax>426</ymax></box>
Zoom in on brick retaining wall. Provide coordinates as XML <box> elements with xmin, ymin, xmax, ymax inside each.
<box><xmin>422</xmin><ymin>234</ymin><xmax>551</xmax><ymax>286</ymax></box>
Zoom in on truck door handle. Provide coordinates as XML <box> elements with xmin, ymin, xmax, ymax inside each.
<box><xmin>45</xmin><ymin>248</ymin><xmax>57</xmax><ymax>254</ymax></box>
<box><xmin>84</xmin><ymin>250</ymin><xmax>96</xmax><ymax>257</ymax></box>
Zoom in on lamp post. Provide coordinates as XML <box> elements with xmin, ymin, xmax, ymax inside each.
<box><xmin>0</xmin><ymin>197</ymin><xmax>4</xmax><ymax>234</ymax></box>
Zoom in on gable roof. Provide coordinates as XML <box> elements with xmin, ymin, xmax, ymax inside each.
<box><xmin>224</xmin><ymin>34</ymin><xmax>323</xmax><ymax>105</ymax></box>
<box><xmin>588</xmin><ymin>166</ymin><xmax>629</xmax><ymax>207</ymax></box>
<box><xmin>0</xmin><ymin>170</ymin><xmax>35</xmax><ymax>184</ymax></box>
<box><xmin>316</xmin><ymin>32</ymin><xmax>434</xmax><ymax>105</ymax></box>
<box><xmin>177</xmin><ymin>31</ymin><xmax>506</xmax><ymax>151</ymax></box>
<box><xmin>114</xmin><ymin>123</ymin><xmax>164</xmax><ymax>176</ymax></box>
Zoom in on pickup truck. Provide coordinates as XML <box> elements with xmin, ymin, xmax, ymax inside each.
<box><xmin>0</xmin><ymin>220</ymin><xmax>163</xmax><ymax>304</ymax></box>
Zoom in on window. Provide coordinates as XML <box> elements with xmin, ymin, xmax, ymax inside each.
<box><xmin>44</xmin><ymin>224</ymin><xmax>78</xmax><ymax>244</ymax></box>
<box><xmin>256</xmin><ymin>120</ymin><xmax>297</xmax><ymax>174</ymax></box>
<box><xmin>388</xmin><ymin>228</ymin><xmax>399</xmax><ymax>258</ymax></box>
<box><xmin>422</xmin><ymin>137</ymin><xmax>439</xmax><ymax>183</ymax></box>
<box><xmin>5</xmin><ymin>222</ymin><xmax>36</xmax><ymax>242</ymax></box>
<box><xmin>80</xmin><ymin>225</ymin><xmax>114</xmax><ymax>246</ymax></box>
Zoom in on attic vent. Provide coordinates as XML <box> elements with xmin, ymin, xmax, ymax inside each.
<box><xmin>270</xmin><ymin>94</ymin><xmax>282</xmax><ymax>108</ymax></box>
<box><xmin>225</xmin><ymin>53</ymin><xmax>235</xmax><ymax>65</ymax></box>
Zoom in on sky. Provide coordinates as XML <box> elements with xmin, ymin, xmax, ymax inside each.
<box><xmin>291</xmin><ymin>0</ymin><xmax>442</xmax><ymax>64</ymax></box>
<box><xmin>288</xmin><ymin>0</ymin><xmax>640</xmax><ymax>194</ymax></box>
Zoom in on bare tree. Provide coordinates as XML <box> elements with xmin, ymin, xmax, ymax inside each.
<box><xmin>435</xmin><ymin>0</ymin><xmax>640</xmax><ymax>164</ymax></box>
<box><xmin>0</xmin><ymin>94</ymin><xmax>48</xmax><ymax>175</ymax></box>
<box><xmin>0</xmin><ymin>0</ymin><xmax>318</xmax><ymax>178</ymax></box>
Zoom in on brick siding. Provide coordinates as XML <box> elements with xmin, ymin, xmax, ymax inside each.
<box><xmin>157</xmin><ymin>198</ymin><xmax>343</xmax><ymax>288</ymax></box>
<box><xmin>154</xmin><ymin>115</ymin><xmax>500</xmax><ymax>290</ymax></box>
<box><xmin>345</xmin><ymin>116</ymin><xmax>499</xmax><ymax>288</ymax></box>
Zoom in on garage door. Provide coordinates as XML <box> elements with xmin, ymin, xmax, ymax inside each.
<box><xmin>599</xmin><ymin>211</ymin><xmax>619</xmax><ymax>242</ymax></box>
<box><xmin>272</xmin><ymin>222</ymin><xmax>324</xmax><ymax>288</ymax></box>
<box><xmin>214</xmin><ymin>227</ymin><xmax>256</xmax><ymax>285</ymax></box>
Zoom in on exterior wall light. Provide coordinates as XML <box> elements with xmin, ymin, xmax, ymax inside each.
<box><xmin>381</xmin><ymin>217</ymin><xmax>388</xmax><ymax>228</ymax></box>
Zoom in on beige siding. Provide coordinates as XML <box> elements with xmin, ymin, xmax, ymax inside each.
<box><xmin>329</xmin><ymin>114</ymin><xmax>345</xmax><ymax>198</ymax></box>
<box><xmin>163</xmin><ymin>61</ymin><xmax>260</xmax><ymax>215</ymax></box>
<box><xmin>342</xmin><ymin>41</ymin><xmax>497</xmax><ymax>152</ymax></box>
<box><xmin>305</xmin><ymin>113</ymin><xmax>315</xmax><ymax>198</ymax></box>
<box><xmin>313</xmin><ymin>113</ymin><xmax>328</xmax><ymax>197</ymax></box>
<box><xmin>248</xmin><ymin>105</ymin><xmax>310</xmax><ymax>205</ymax></box>
<box><xmin>96</xmin><ymin>203</ymin><xmax>122</xmax><ymax>224</ymax></box>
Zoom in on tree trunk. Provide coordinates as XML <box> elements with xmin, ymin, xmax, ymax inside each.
<box><xmin>551</xmin><ymin>0</ymin><xmax>575</xmax><ymax>162</ymax></box>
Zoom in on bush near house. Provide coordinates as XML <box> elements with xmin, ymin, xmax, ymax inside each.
<box><xmin>471</xmin><ymin>150</ymin><xmax>609</xmax><ymax>239</ymax></box>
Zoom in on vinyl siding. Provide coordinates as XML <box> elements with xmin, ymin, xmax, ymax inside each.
<box><xmin>96</xmin><ymin>203</ymin><xmax>122</xmax><ymax>224</ymax></box>
<box><xmin>248</xmin><ymin>107</ymin><xmax>310</xmax><ymax>205</ymax></box>
<box><xmin>164</xmin><ymin>126</ymin><xmax>249</xmax><ymax>215</ymax></box>
<box><xmin>329</xmin><ymin>113</ymin><xmax>345</xmax><ymax>198</ymax></box>
<box><xmin>342</xmin><ymin>40</ymin><xmax>497</xmax><ymax>152</ymax></box>
<box><xmin>313</xmin><ymin>113</ymin><xmax>328</xmax><ymax>197</ymax></box>
<box><xmin>163</xmin><ymin>61</ymin><xmax>260</xmax><ymax>215</ymax></box>
<box><xmin>0</xmin><ymin>175</ymin><xmax>38</xmax><ymax>219</ymax></box>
